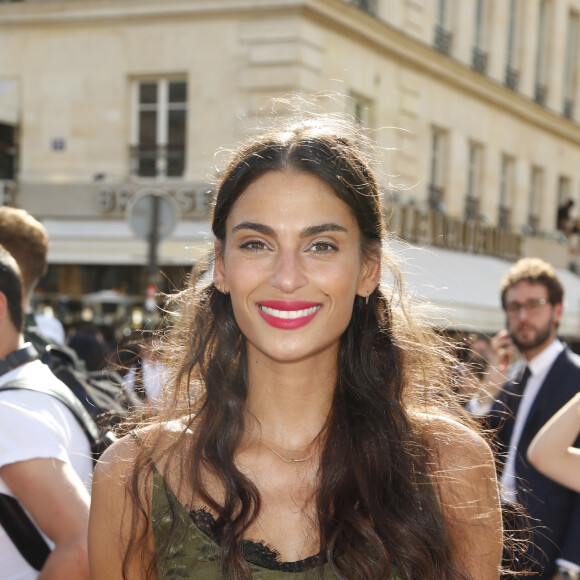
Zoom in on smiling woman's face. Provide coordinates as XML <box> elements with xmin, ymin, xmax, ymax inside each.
<box><xmin>213</xmin><ymin>170</ymin><xmax>380</xmax><ymax>365</ymax></box>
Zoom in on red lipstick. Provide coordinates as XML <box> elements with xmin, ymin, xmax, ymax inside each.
<box><xmin>257</xmin><ymin>301</ymin><xmax>322</xmax><ymax>330</ymax></box>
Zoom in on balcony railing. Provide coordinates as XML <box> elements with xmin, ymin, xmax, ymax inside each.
<box><xmin>434</xmin><ymin>26</ymin><xmax>453</xmax><ymax>56</ymax></box>
<box><xmin>564</xmin><ymin>98</ymin><xmax>575</xmax><ymax>120</ymax></box>
<box><xmin>129</xmin><ymin>143</ymin><xmax>185</xmax><ymax>178</ymax></box>
<box><xmin>505</xmin><ymin>66</ymin><xmax>519</xmax><ymax>91</ymax></box>
<box><xmin>534</xmin><ymin>83</ymin><xmax>548</xmax><ymax>106</ymax></box>
<box><xmin>388</xmin><ymin>202</ymin><xmax>522</xmax><ymax>260</ymax></box>
<box><xmin>471</xmin><ymin>48</ymin><xmax>488</xmax><ymax>74</ymax></box>
<box><xmin>343</xmin><ymin>0</ymin><xmax>377</xmax><ymax>14</ymax></box>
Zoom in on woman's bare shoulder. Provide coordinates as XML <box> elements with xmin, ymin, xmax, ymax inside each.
<box><xmin>94</xmin><ymin>416</ymin><xmax>196</xmax><ymax>482</ymax></box>
<box><xmin>411</xmin><ymin>410</ymin><xmax>494</xmax><ymax>470</ymax></box>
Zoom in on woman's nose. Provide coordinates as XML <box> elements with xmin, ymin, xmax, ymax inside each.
<box><xmin>269</xmin><ymin>250</ymin><xmax>308</xmax><ymax>293</ymax></box>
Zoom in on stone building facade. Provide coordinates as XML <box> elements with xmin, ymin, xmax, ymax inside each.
<box><xmin>2</xmin><ymin>0</ymin><xmax>580</xmax><ymax>335</ymax></box>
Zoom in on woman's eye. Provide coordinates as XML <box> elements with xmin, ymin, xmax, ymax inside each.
<box><xmin>240</xmin><ymin>240</ymin><xmax>267</xmax><ymax>252</ymax></box>
<box><xmin>310</xmin><ymin>242</ymin><xmax>336</xmax><ymax>254</ymax></box>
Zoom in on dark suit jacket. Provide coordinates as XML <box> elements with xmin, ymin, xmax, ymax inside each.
<box><xmin>489</xmin><ymin>346</ymin><xmax>580</xmax><ymax>578</ymax></box>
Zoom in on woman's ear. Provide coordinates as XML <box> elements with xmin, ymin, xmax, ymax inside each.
<box><xmin>357</xmin><ymin>245</ymin><xmax>381</xmax><ymax>299</ymax></box>
<box><xmin>0</xmin><ymin>292</ymin><xmax>8</xmax><ymax>326</ymax></box>
<box><xmin>213</xmin><ymin>241</ymin><xmax>227</xmax><ymax>293</ymax></box>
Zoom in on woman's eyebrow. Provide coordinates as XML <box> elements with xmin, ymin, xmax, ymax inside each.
<box><xmin>231</xmin><ymin>221</ymin><xmax>274</xmax><ymax>236</ymax></box>
<box><xmin>301</xmin><ymin>223</ymin><xmax>347</xmax><ymax>237</ymax></box>
<box><xmin>231</xmin><ymin>222</ymin><xmax>347</xmax><ymax>237</ymax></box>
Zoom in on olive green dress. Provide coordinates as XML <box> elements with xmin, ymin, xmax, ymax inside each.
<box><xmin>150</xmin><ymin>468</ymin><xmax>403</xmax><ymax>580</ymax></box>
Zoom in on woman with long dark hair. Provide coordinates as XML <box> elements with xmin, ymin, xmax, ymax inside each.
<box><xmin>88</xmin><ymin>113</ymin><xmax>502</xmax><ymax>579</ymax></box>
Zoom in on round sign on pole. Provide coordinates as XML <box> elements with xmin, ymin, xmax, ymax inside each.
<box><xmin>127</xmin><ymin>189</ymin><xmax>179</xmax><ymax>242</ymax></box>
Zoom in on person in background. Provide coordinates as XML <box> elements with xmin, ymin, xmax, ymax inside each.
<box><xmin>0</xmin><ymin>245</ymin><xmax>91</xmax><ymax>580</ymax></box>
<box><xmin>470</xmin><ymin>257</ymin><xmax>580</xmax><ymax>579</ymax></box>
<box><xmin>0</xmin><ymin>207</ymin><xmax>65</xmax><ymax>350</ymax></box>
<box><xmin>66</xmin><ymin>321</ymin><xmax>109</xmax><ymax>372</ymax></box>
<box><xmin>557</xmin><ymin>199</ymin><xmax>576</xmax><ymax>237</ymax></box>
<box><xmin>119</xmin><ymin>330</ymin><xmax>167</xmax><ymax>407</ymax></box>
<box><xmin>89</xmin><ymin>112</ymin><xmax>502</xmax><ymax>580</ymax></box>
<box><xmin>527</xmin><ymin>392</ymin><xmax>580</xmax><ymax>493</ymax></box>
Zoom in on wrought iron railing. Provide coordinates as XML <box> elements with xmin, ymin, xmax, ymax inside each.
<box><xmin>129</xmin><ymin>143</ymin><xmax>185</xmax><ymax>178</ymax></box>
<box><xmin>534</xmin><ymin>83</ymin><xmax>548</xmax><ymax>106</ymax></box>
<box><xmin>434</xmin><ymin>25</ymin><xmax>453</xmax><ymax>56</ymax></box>
<box><xmin>564</xmin><ymin>98</ymin><xmax>575</xmax><ymax>120</ymax></box>
<box><xmin>471</xmin><ymin>48</ymin><xmax>488</xmax><ymax>74</ymax></box>
<box><xmin>343</xmin><ymin>0</ymin><xmax>377</xmax><ymax>14</ymax></box>
<box><xmin>505</xmin><ymin>66</ymin><xmax>519</xmax><ymax>90</ymax></box>
<box><xmin>387</xmin><ymin>202</ymin><xmax>522</xmax><ymax>260</ymax></box>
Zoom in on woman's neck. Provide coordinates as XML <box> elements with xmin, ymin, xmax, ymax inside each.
<box><xmin>245</xmin><ymin>347</ymin><xmax>336</xmax><ymax>449</ymax></box>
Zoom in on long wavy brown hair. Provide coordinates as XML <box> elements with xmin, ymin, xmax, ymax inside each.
<box><xmin>124</xmin><ymin>113</ymin><xmax>484</xmax><ymax>579</ymax></box>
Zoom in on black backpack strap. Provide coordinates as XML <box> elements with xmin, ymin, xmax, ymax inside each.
<box><xmin>0</xmin><ymin>493</ymin><xmax>50</xmax><ymax>571</ymax></box>
<box><xmin>0</xmin><ymin>376</ymin><xmax>111</xmax><ymax>571</ymax></box>
<box><xmin>0</xmin><ymin>378</ymin><xmax>116</xmax><ymax>458</ymax></box>
<box><xmin>0</xmin><ymin>343</ymin><xmax>39</xmax><ymax>377</ymax></box>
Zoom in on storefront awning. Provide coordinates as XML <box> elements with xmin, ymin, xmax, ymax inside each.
<box><xmin>44</xmin><ymin>218</ymin><xmax>213</xmax><ymax>266</ymax></box>
<box><xmin>386</xmin><ymin>241</ymin><xmax>580</xmax><ymax>339</ymax></box>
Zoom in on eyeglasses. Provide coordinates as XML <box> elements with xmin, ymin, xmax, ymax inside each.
<box><xmin>505</xmin><ymin>298</ymin><xmax>549</xmax><ymax>316</ymax></box>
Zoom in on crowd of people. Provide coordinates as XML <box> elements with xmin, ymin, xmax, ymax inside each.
<box><xmin>0</xmin><ymin>110</ymin><xmax>579</xmax><ymax>580</ymax></box>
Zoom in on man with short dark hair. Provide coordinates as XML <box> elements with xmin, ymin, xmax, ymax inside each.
<box><xmin>0</xmin><ymin>206</ymin><xmax>65</xmax><ymax>346</ymax></box>
<box><xmin>473</xmin><ymin>257</ymin><xmax>580</xmax><ymax>579</ymax></box>
<box><xmin>0</xmin><ymin>246</ymin><xmax>91</xmax><ymax>579</ymax></box>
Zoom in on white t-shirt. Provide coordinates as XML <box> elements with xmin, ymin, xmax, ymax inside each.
<box><xmin>0</xmin><ymin>360</ymin><xmax>92</xmax><ymax>580</ymax></box>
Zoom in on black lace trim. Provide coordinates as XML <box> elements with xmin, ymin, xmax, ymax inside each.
<box><xmin>189</xmin><ymin>507</ymin><xmax>321</xmax><ymax>572</ymax></box>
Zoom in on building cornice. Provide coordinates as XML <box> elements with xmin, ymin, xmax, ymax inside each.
<box><xmin>305</xmin><ymin>0</ymin><xmax>580</xmax><ymax>147</ymax></box>
<box><xmin>2</xmin><ymin>0</ymin><xmax>579</xmax><ymax>146</ymax></box>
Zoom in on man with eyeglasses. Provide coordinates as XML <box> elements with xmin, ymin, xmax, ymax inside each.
<box><xmin>470</xmin><ymin>257</ymin><xmax>580</xmax><ymax>579</ymax></box>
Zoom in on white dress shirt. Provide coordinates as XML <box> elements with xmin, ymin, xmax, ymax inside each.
<box><xmin>500</xmin><ymin>338</ymin><xmax>564</xmax><ymax>502</ymax></box>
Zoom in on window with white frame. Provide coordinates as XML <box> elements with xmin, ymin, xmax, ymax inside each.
<box><xmin>529</xmin><ymin>166</ymin><xmax>543</xmax><ymax>232</ymax></box>
<box><xmin>434</xmin><ymin>0</ymin><xmax>453</xmax><ymax>55</ymax></box>
<box><xmin>535</xmin><ymin>0</ymin><xmax>552</xmax><ymax>105</ymax></box>
<box><xmin>348</xmin><ymin>93</ymin><xmax>372</xmax><ymax>127</ymax></box>
<box><xmin>465</xmin><ymin>141</ymin><xmax>483</xmax><ymax>220</ymax></box>
<box><xmin>472</xmin><ymin>0</ymin><xmax>488</xmax><ymax>73</ymax></box>
<box><xmin>558</xmin><ymin>175</ymin><xmax>572</xmax><ymax>206</ymax></box>
<box><xmin>429</xmin><ymin>127</ymin><xmax>447</xmax><ymax>210</ymax></box>
<box><xmin>505</xmin><ymin>0</ymin><xmax>520</xmax><ymax>89</ymax></box>
<box><xmin>131</xmin><ymin>78</ymin><xmax>187</xmax><ymax>178</ymax></box>
<box><xmin>563</xmin><ymin>12</ymin><xmax>579</xmax><ymax>119</ymax></box>
<box><xmin>498</xmin><ymin>154</ymin><xmax>515</xmax><ymax>230</ymax></box>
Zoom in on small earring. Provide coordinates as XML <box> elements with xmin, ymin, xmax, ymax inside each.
<box><xmin>365</xmin><ymin>290</ymin><xmax>370</xmax><ymax>305</ymax></box>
